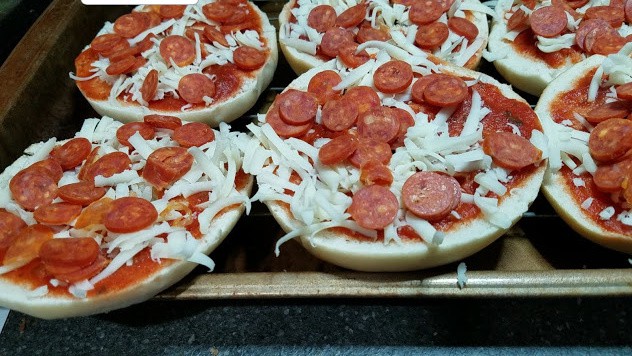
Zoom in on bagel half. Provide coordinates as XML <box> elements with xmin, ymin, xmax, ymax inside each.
<box><xmin>0</xmin><ymin>116</ymin><xmax>253</xmax><ymax>319</ymax></box>
<box><xmin>73</xmin><ymin>1</ymin><xmax>278</xmax><ymax>126</ymax></box>
<box><xmin>278</xmin><ymin>0</ymin><xmax>490</xmax><ymax>76</ymax></box>
<box><xmin>244</xmin><ymin>51</ymin><xmax>546</xmax><ymax>272</ymax></box>
<box><xmin>536</xmin><ymin>49</ymin><xmax>632</xmax><ymax>254</ymax></box>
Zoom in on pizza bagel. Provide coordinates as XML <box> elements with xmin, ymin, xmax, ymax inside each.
<box><xmin>536</xmin><ymin>45</ymin><xmax>632</xmax><ymax>253</ymax></box>
<box><xmin>0</xmin><ymin>116</ymin><xmax>252</xmax><ymax>319</ymax></box>
<box><xmin>278</xmin><ymin>0</ymin><xmax>491</xmax><ymax>76</ymax></box>
<box><xmin>72</xmin><ymin>1</ymin><xmax>278</xmax><ymax>126</ymax></box>
<box><xmin>243</xmin><ymin>49</ymin><xmax>547</xmax><ymax>272</ymax></box>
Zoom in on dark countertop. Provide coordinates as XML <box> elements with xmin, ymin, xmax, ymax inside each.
<box><xmin>1</xmin><ymin>1</ymin><xmax>632</xmax><ymax>355</ymax></box>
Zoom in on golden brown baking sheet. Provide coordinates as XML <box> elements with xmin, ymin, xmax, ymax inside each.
<box><xmin>1</xmin><ymin>0</ymin><xmax>631</xmax><ymax>299</ymax></box>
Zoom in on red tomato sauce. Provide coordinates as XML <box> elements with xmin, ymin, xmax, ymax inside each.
<box><xmin>510</xmin><ymin>29</ymin><xmax>583</xmax><ymax>68</ymax></box>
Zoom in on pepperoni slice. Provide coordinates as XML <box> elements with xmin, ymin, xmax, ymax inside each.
<box><xmin>144</xmin><ymin>114</ymin><xmax>182</xmax><ymax>130</ymax></box>
<box><xmin>116</xmin><ymin>122</ymin><xmax>155</xmax><ymax>148</ymax></box>
<box><xmin>415</xmin><ymin>22</ymin><xmax>450</xmax><ymax>49</ymax></box>
<box><xmin>104</xmin><ymin>197</ymin><xmax>158</xmax><ymax>233</ymax></box>
<box><xmin>137</xmin><ymin>33</ymin><xmax>157</xmax><ymax>52</ymax></box>
<box><xmin>335</xmin><ymin>4</ymin><xmax>366</xmax><ymax>28</ymax></box>
<box><xmin>308</xmin><ymin>70</ymin><xmax>342</xmax><ymax>105</ymax></box>
<box><xmin>30</xmin><ymin>159</ymin><xmax>63</xmax><ymax>183</ymax></box>
<box><xmin>626</xmin><ymin>0</ymin><xmax>632</xmax><ymax>22</ymax></box>
<box><xmin>114</xmin><ymin>12</ymin><xmax>150</xmax><ymax>38</ymax></box>
<box><xmin>318</xmin><ymin>133</ymin><xmax>359</xmax><ymax>166</ymax></box>
<box><xmin>105</xmin><ymin>55</ymin><xmax>136</xmax><ymax>76</ymax></box>
<box><xmin>277</xmin><ymin>89</ymin><xmax>318</xmax><ymax>125</ymax></box>
<box><xmin>145</xmin><ymin>11</ymin><xmax>162</xmax><ymax>28</ymax></box>
<box><xmin>589</xmin><ymin>118</ymin><xmax>632</xmax><ymax>162</ymax></box>
<box><xmin>74</xmin><ymin>198</ymin><xmax>113</xmax><ymax>230</ymax></box>
<box><xmin>343</xmin><ymin>86</ymin><xmax>381</xmax><ymax>115</ymax></box>
<box><xmin>233</xmin><ymin>46</ymin><xmax>267</xmax><ymax>71</ymax></box>
<box><xmin>204</xmin><ymin>26</ymin><xmax>229</xmax><ymax>46</ymax></box>
<box><xmin>552</xmin><ymin>0</ymin><xmax>581</xmax><ymax>20</ymax></box>
<box><xmin>356</xmin><ymin>23</ymin><xmax>391</xmax><ymax>43</ymax></box>
<box><xmin>10</xmin><ymin>167</ymin><xmax>57</xmax><ymax>211</ymax></box>
<box><xmin>178</xmin><ymin>73</ymin><xmax>216</xmax><ymax>104</ymax></box>
<box><xmin>338</xmin><ymin>43</ymin><xmax>371</xmax><ymax>69</ymax></box>
<box><xmin>222</xmin><ymin>6</ymin><xmax>249</xmax><ymax>25</ymax></box>
<box><xmin>266</xmin><ymin>105</ymin><xmax>313</xmax><ymax>138</ymax></box>
<box><xmin>308</xmin><ymin>5</ymin><xmax>337</xmax><ymax>32</ymax></box>
<box><xmin>0</xmin><ymin>210</ymin><xmax>26</xmax><ymax>252</ymax></box>
<box><xmin>159</xmin><ymin>5</ymin><xmax>186</xmax><ymax>19</ymax></box>
<box><xmin>617</xmin><ymin>83</ymin><xmax>632</xmax><ymax>100</ymax></box>
<box><xmin>349</xmin><ymin>138</ymin><xmax>393</xmax><ymax>167</ymax></box>
<box><xmin>348</xmin><ymin>185</ymin><xmax>398</xmax><ymax>230</ymax></box>
<box><xmin>357</xmin><ymin>106</ymin><xmax>401</xmax><ymax>143</ymax></box>
<box><xmin>529</xmin><ymin>6</ymin><xmax>567</xmax><ymax>38</ymax></box>
<box><xmin>57</xmin><ymin>181</ymin><xmax>106</xmax><ymax>206</ymax></box>
<box><xmin>507</xmin><ymin>9</ymin><xmax>530</xmax><ymax>31</ymax></box>
<box><xmin>320</xmin><ymin>98</ymin><xmax>358</xmax><ymax>132</ymax></box>
<box><xmin>423</xmin><ymin>75</ymin><xmax>468</xmax><ymax>107</ymax></box>
<box><xmin>589</xmin><ymin>30</ymin><xmax>627</xmax><ymax>55</ymax></box>
<box><xmin>50</xmin><ymin>138</ymin><xmax>92</xmax><ymax>171</ymax></box>
<box><xmin>107</xmin><ymin>45</ymin><xmax>143</xmax><ymax>63</ymax></box>
<box><xmin>584</xmin><ymin>101</ymin><xmax>631</xmax><ymax>123</ymax></box>
<box><xmin>91</xmin><ymin>34</ymin><xmax>125</xmax><ymax>53</ymax></box>
<box><xmin>483</xmin><ymin>131</ymin><xmax>542</xmax><ymax>170</ymax></box>
<box><xmin>389</xmin><ymin>108</ymin><xmax>415</xmax><ymax>149</ymax></box>
<box><xmin>34</xmin><ymin>203</ymin><xmax>82</xmax><ymax>225</ymax></box>
<box><xmin>567</xmin><ymin>0</ymin><xmax>590</xmax><ymax>8</ymax></box>
<box><xmin>173</xmin><ymin>122</ymin><xmax>215</xmax><ymax>147</ymax></box>
<box><xmin>402</xmin><ymin>171</ymin><xmax>461</xmax><ymax>221</ymax></box>
<box><xmin>78</xmin><ymin>146</ymin><xmax>100</xmax><ymax>181</ymax></box>
<box><xmin>374</xmin><ymin>60</ymin><xmax>413</xmax><ymax>94</ymax></box>
<box><xmin>186</xmin><ymin>28</ymin><xmax>209</xmax><ymax>44</ymax></box>
<box><xmin>141</xmin><ymin>69</ymin><xmax>158</xmax><ymax>102</ymax></box>
<box><xmin>410</xmin><ymin>74</ymin><xmax>441</xmax><ymax>104</ymax></box>
<box><xmin>448</xmin><ymin>17</ymin><xmax>479</xmax><ymax>41</ymax></box>
<box><xmin>360</xmin><ymin>161</ymin><xmax>393</xmax><ymax>186</ymax></box>
<box><xmin>593</xmin><ymin>158</ymin><xmax>632</xmax><ymax>193</ymax></box>
<box><xmin>142</xmin><ymin>146</ymin><xmax>194</xmax><ymax>189</ymax></box>
<box><xmin>320</xmin><ymin>28</ymin><xmax>355</xmax><ymax>58</ymax></box>
<box><xmin>160</xmin><ymin>35</ymin><xmax>195</xmax><ymax>67</ymax></box>
<box><xmin>584</xmin><ymin>5</ymin><xmax>625</xmax><ymax>28</ymax></box>
<box><xmin>46</xmin><ymin>255</ymin><xmax>108</xmax><ymax>284</ymax></box>
<box><xmin>40</xmin><ymin>237</ymin><xmax>100</xmax><ymax>273</ymax></box>
<box><xmin>3</xmin><ymin>224</ymin><xmax>53</xmax><ymax>266</ymax></box>
<box><xmin>575</xmin><ymin>19</ymin><xmax>611</xmax><ymax>50</ymax></box>
<box><xmin>409</xmin><ymin>0</ymin><xmax>445</xmax><ymax>25</ymax></box>
<box><xmin>201</xmin><ymin>1</ymin><xmax>235</xmax><ymax>23</ymax></box>
<box><xmin>83</xmin><ymin>152</ymin><xmax>132</xmax><ymax>183</ymax></box>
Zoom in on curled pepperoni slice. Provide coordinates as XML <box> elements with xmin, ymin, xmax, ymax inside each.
<box><xmin>617</xmin><ymin>83</ymin><xmax>632</xmax><ymax>100</ymax></box>
<box><xmin>159</xmin><ymin>5</ymin><xmax>186</xmax><ymax>19</ymax></box>
<box><xmin>389</xmin><ymin>107</ymin><xmax>415</xmax><ymax>149</ymax></box>
<box><xmin>144</xmin><ymin>114</ymin><xmax>182</xmax><ymax>130</ymax></box>
<box><xmin>589</xmin><ymin>118</ymin><xmax>632</xmax><ymax>162</ymax></box>
<box><xmin>75</xmin><ymin>198</ymin><xmax>113</xmax><ymax>230</ymax></box>
<box><xmin>160</xmin><ymin>35</ymin><xmax>195</xmax><ymax>67</ymax></box>
<box><xmin>3</xmin><ymin>224</ymin><xmax>53</xmax><ymax>266</ymax></box>
<box><xmin>30</xmin><ymin>159</ymin><xmax>63</xmax><ymax>183</ymax></box>
<box><xmin>575</xmin><ymin>19</ymin><xmax>611</xmax><ymax>50</ymax></box>
<box><xmin>448</xmin><ymin>17</ymin><xmax>479</xmax><ymax>41</ymax></box>
<box><xmin>91</xmin><ymin>34</ymin><xmax>125</xmax><ymax>53</ymax></box>
<box><xmin>308</xmin><ymin>70</ymin><xmax>342</xmax><ymax>105</ymax></box>
<box><xmin>584</xmin><ymin>101</ymin><xmax>631</xmax><ymax>123</ymax></box>
<box><xmin>339</xmin><ymin>43</ymin><xmax>371</xmax><ymax>69</ymax></box>
<box><xmin>10</xmin><ymin>167</ymin><xmax>57</xmax><ymax>211</ymax></box>
<box><xmin>335</xmin><ymin>4</ymin><xmax>367</xmax><ymax>28</ymax></box>
<box><xmin>233</xmin><ymin>46</ymin><xmax>267</xmax><ymax>71</ymax></box>
<box><xmin>308</xmin><ymin>5</ymin><xmax>337</xmax><ymax>32</ymax></box>
<box><xmin>530</xmin><ymin>6</ymin><xmax>567</xmax><ymax>38</ymax></box>
<box><xmin>410</xmin><ymin>74</ymin><xmax>441</xmax><ymax>104</ymax></box>
<box><xmin>507</xmin><ymin>9</ymin><xmax>530</xmax><ymax>31</ymax></box>
<box><xmin>424</xmin><ymin>75</ymin><xmax>468</xmax><ymax>107</ymax></box>
<box><xmin>356</xmin><ymin>23</ymin><xmax>391</xmax><ymax>43</ymax></box>
<box><xmin>141</xmin><ymin>69</ymin><xmax>158</xmax><ymax>102</ymax></box>
<box><xmin>83</xmin><ymin>152</ymin><xmax>132</xmax><ymax>183</ymax></box>
<box><xmin>349</xmin><ymin>138</ymin><xmax>392</xmax><ymax>167</ymax></box>
<box><xmin>321</xmin><ymin>98</ymin><xmax>359</xmax><ymax>132</ymax></box>
<box><xmin>585</xmin><ymin>5</ymin><xmax>625</xmax><ymax>28</ymax></box>
<box><xmin>116</xmin><ymin>122</ymin><xmax>155</xmax><ymax>148</ymax></box>
<box><xmin>360</xmin><ymin>161</ymin><xmax>393</xmax><ymax>186</ymax></box>
<box><xmin>34</xmin><ymin>202</ymin><xmax>82</xmax><ymax>225</ymax></box>
<box><xmin>357</xmin><ymin>106</ymin><xmax>401</xmax><ymax>143</ymax></box>
<box><xmin>173</xmin><ymin>122</ymin><xmax>215</xmax><ymax>147</ymax></box>
<box><xmin>320</xmin><ymin>28</ymin><xmax>355</xmax><ymax>58</ymax></box>
<box><xmin>40</xmin><ymin>237</ymin><xmax>100</xmax><ymax>272</ymax></box>
<box><xmin>107</xmin><ymin>45</ymin><xmax>142</xmax><ymax>63</ymax></box>
<box><xmin>415</xmin><ymin>22</ymin><xmax>449</xmax><ymax>49</ymax></box>
<box><xmin>0</xmin><ymin>210</ymin><xmax>26</xmax><ymax>252</ymax></box>
<box><xmin>142</xmin><ymin>146</ymin><xmax>194</xmax><ymax>189</ymax></box>
<box><xmin>278</xmin><ymin>89</ymin><xmax>318</xmax><ymax>125</ymax></box>
<box><xmin>409</xmin><ymin>0</ymin><xmax>445</xmax><ymax>25</ymax></box>
<box><xmin>318</xmin><ymin>133</ymin><xmax>358</xmax><ymax>165</ymax></box>
<box><xmin>266</xmin><ymin>105</ymin><xmax>313</xmax><ymax>138</ymax></box>
<box><xmin>402</xmin><ymin>172</ymin><xmax>461</xmax><ymax>221</ymax></box>
<box><xmin>374</xmin><ymin>60</ymin><xmax>413</xmax><ymax>94</ymax></box>
<box><xmin>58</xmin><ymin>181</ymin><xmax>107</xmax><ymax>206</ymax></box>
<box><xmin>51</xmin><ymin>138</ymin><xmax>92</xmax><ymax>171</ymax></box>
<box><xmin>204</xmin><ymin>26</ymin><xmax>229</xmax><ymax>46</ymax></box>
<box><xmin>114</xmin><ymin>12</ymin><xmax>150</xmax><ymax>38</ymax></box>
<box><xmin>593</xmin><ymin>158</ymin><xmax>632</xmax><ymax>193</ymax></box>
<box><xmin>104</xmin><ymin>197</ymin><xmax>158</xmax><ymax>233</ymax></box>
<box><xmin>105</xmin><ymin>56</ymin><xmax>136</xmax><ymax>76</ymax></box>
<box><xmin>349</xmin><ymin>185</ymin><xmax>398</xmax><ymax>230</ymax></box>
<box><xmin>178</xmin><ymin>73</ymin><xmax>216</xmax><ymax>104</ymax></box>
<box><xmin>483</xmin><ymin>131</ymin><xmax>542</xmax><ymax>170</ymax></box>
<box><xmin>344</xmin><ymin>86</ymin><xmax>381</xmax><ymax>115</ymax></box>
